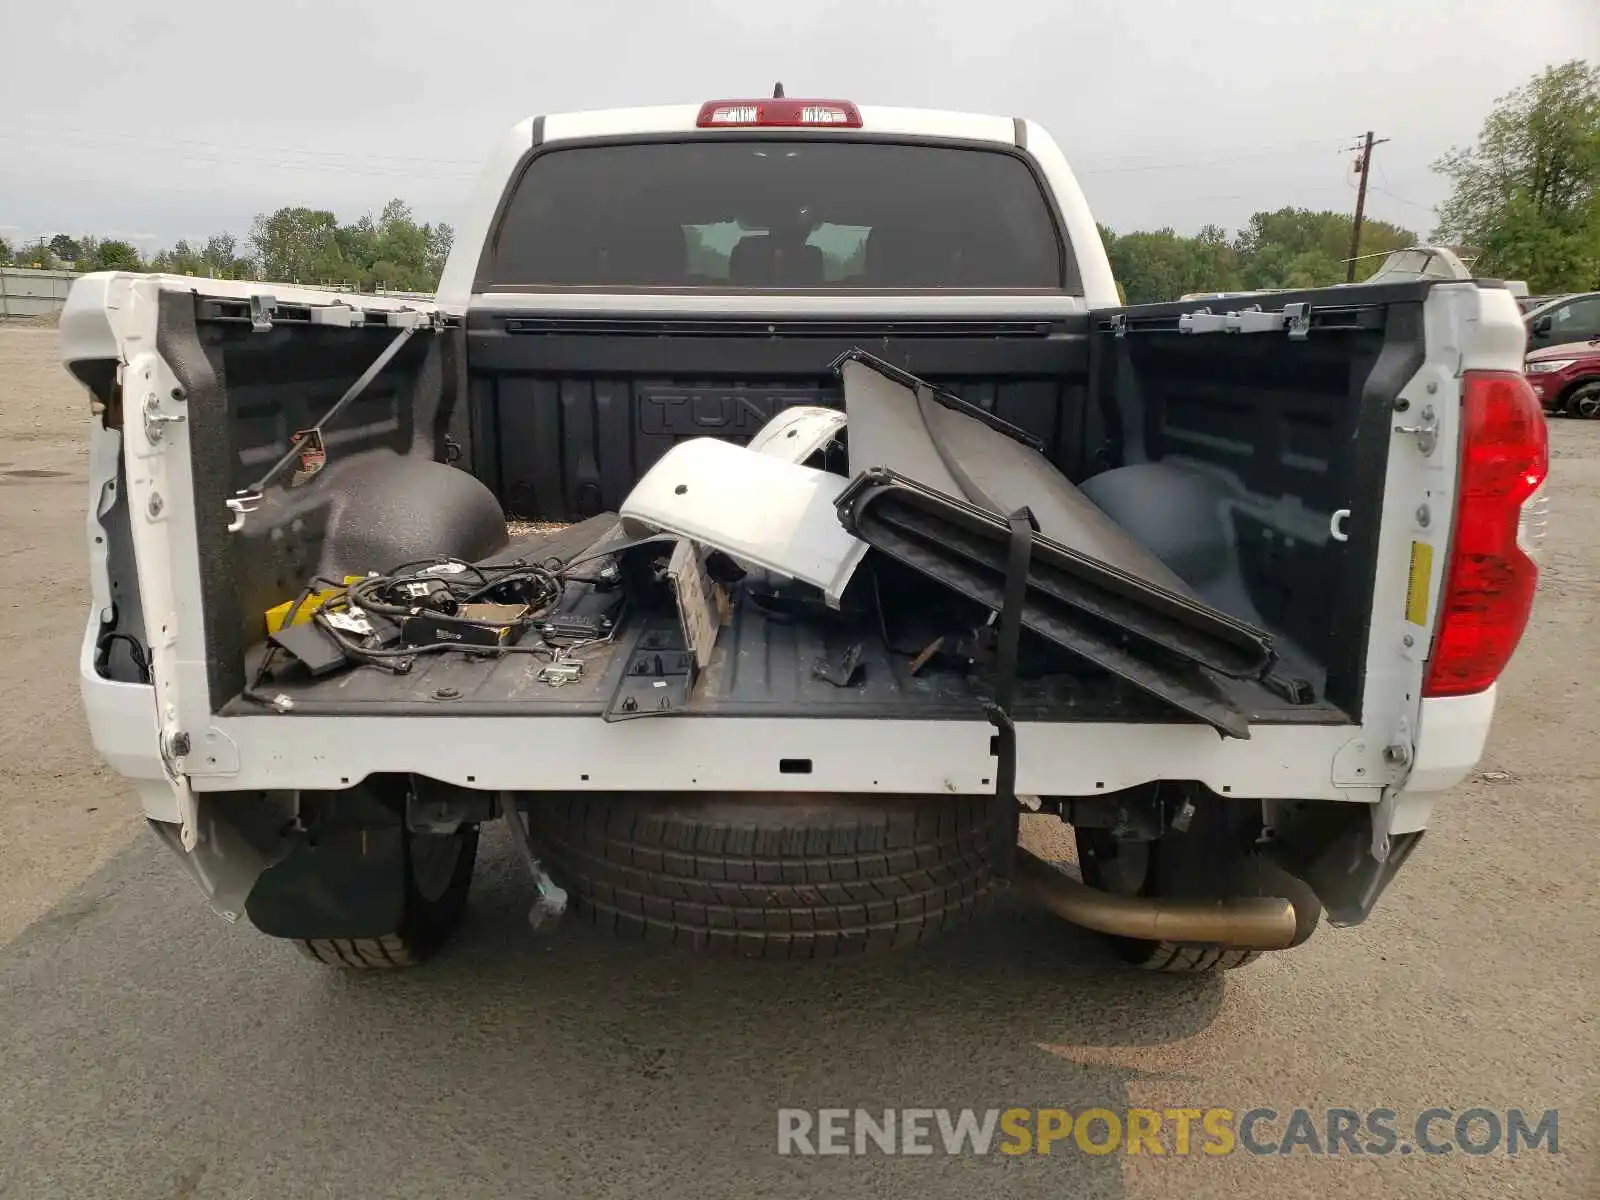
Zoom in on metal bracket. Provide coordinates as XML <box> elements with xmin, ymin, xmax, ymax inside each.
<box><xmin>141</xmin><ymin>391</ymin><xmax>187</xmax><ymax>444</ymax></box>
<box><xmin>1282</xmin><ymin>302</ymin><xmax>1312</xmax><ymax>340</ymax></box>
<box><xmin>1369</xmin><ymin>790</ymin><xmax>1395</xmax><ymax>862</ymax></box>
<box><xmin>383</xmin><ymin>309</ymin><xmax>436</xmax><ymax>330</ymax></box>
<box><xmin>1382</xmin><ymin>714</ymin><xmax>1414</xmax><ymax>776</ymax></box>
<box><xmin>407</xmin><ymin>783</ymin><xmax>495</xmax><ymax>834</ymax></box>
<box><xmin>537</xmin><ymin>661</ymin><xmax>584</xmax><ymax>687</ymax></box>
<box><xmin>1107</xmin><ymin>313</ymin><xmax>1128</xmax><ymax>339</ymax></box>
<box><xmin>156</xmin><ymin>731</ymin><xmax>203</xmax><ymax>850</ymax></box>
<box><xmin>1175</xmin><ymin>302</ymin><xmax>1313</xmax><ymax>338</ymax></box>
<box><xmin>184</xmin><ymin>725</ymin><xmax>241</xmax><ymax>776</ymax></box>
<box><xmin>308</xmin><ymin>304</ymin><xmax>361</xmax><ymax>328</ymax></box>
<box><xmin>248</xmin><ymin>294</ymin><xmax>277</xmax><ymax>332</ymax></box>
<box><xmin>1394</xmin><ymin>404</ymin><xmax>1439</xmax><ymax>456</ymax></box>
<box><xmin>1178</xmin><ymin>308</ymin><xmax>1223</xmax><ymax>335</ymax></box>
<box><xmin>1331</xmin><ymin>736</ymin><xmax>1386</xmax><ymax>788</ymax></box>
<box><xmin>1230</xmin><ymin>304</ymin><xmax>1279</xmax><ymax>333</ymax></box>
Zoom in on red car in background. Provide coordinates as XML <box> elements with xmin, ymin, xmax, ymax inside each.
<box><xmin>1525</xmin><ymin>339</ymin><xmax>1600</xmax><ymax>418</ymax></box>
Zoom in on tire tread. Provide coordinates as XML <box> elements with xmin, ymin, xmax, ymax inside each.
<box><xmin>529</xmin><ymin>795</ymin><xmax>997</xmax><ymax>956</ymax></box>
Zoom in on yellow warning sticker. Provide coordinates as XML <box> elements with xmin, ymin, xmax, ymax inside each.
<box><xmin>1405</xmin><ymin>541</ymin><xmax>1433</xmax><ymax>626</ymax></box>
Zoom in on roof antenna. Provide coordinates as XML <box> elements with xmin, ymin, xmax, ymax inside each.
<box><xmin>772</xmin><ymin>82</ymin><xmax>785</xmax><ymax>98</ymax></box>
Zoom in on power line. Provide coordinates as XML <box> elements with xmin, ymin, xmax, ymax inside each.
<box><xmin>0</xmin><ymin>132</ymin><xmax>480</xmax><ymax>183</ymax></box>
<box><xmin>0</xmin><ymin>135</ymin><xmax>478</xmax><ymax>184</ymax></box>
<box><xmin>1075</xmin><ymin>140</ymin><xmax>1345</xmax><ymax>176</ymax></box>
<box><xmin>1370</xmin><ymin>185</ymin><xmax>1436</xmax><ymax>214</ymax></box>
<box><xmin>1368</xmin><ymin>162</ymin><xmax>1437</xmax><ymax>216</ymax></box>
<box><xmin>6</xmin><ymin>123</ymin><xmax>485</xmax><ymax>167</ymax></box>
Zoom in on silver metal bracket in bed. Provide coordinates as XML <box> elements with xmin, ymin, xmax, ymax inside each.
<box><xmin>1178</xmin><ymin>302</ymin><xmax>1312</xmax><ymax>338</ymax></box>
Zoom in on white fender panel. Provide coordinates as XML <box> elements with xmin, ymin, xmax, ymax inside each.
<box><xmin>619</xmin><ymin>439</ymin><xmax>867</xmax><ymax>607</ymax></box>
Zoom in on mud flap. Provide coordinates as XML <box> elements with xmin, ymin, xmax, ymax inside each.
<box><xmin>1266</xmin><ymin>800</ymin><xmax>1425</xmax><ymax>926</ymax></box>
<box><xmin>242</xmin><ymin>782</ymin><xmax>407</xmax><ymax>940</ymax></box>
<box><xmin>244</xmin><ymin>826</ymin><xmax>407</xmax><ymax>940</ymax></box>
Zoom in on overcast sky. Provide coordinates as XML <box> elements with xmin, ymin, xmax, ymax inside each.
<box><xmin>3</xmin><ymin>0</ymin><xmax>1595</xmax><ymax>252</ymax></box>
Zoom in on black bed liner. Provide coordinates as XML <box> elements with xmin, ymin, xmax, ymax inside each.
<box><xmin>169</xmin><ymin>283</ymin><xmax>1439</xmax><ymax>728</ymax></box>
<box><xmin>227</xmin><ymin>521</ymin><xmax>1345</xmax><ymax>726</ymax></box>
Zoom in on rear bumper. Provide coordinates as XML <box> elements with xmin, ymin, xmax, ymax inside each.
<box><xmin>1407</xmin><ymin>688</ymin><xmax>1496</xmax><ymax>793</ymax></box>
<box><xmin>77</xmin><ymin>617</ymin><xmax>177</xmax><ymax>822</ymax></box>
<box><xmin>78</xmin><ymin>612</ymin><xmax>1497</xmax><ymax>824</ymax></box>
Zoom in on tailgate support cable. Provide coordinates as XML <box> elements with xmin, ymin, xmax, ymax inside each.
<box><xmin>984</xmin><ymin>507</ymin><xmax>1035</xmax><ymax>880</ymax></box>
<box><xmin>226</xmin><ymin>320</ymin><xmax>429</xmax><ymax>531</ymax></box>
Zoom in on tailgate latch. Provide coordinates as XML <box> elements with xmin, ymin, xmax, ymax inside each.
<box><xmin>1393</xmin><ymin>404</ymin><xmax>1438</xmax><ymax>456</ymax></box>
<box><xmin>141</xmin><ymin>391</ymin><xmax>187</xmax><ymax>444</ymax></box>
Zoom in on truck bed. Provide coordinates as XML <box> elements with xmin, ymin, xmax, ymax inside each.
<box><xmin>156</xmin><ymin>283</ymin><xmax>1441</xmax><ymax>731</ymax></box>
<box><xmin>228</xmin><ymin>522</ymin><xmax>1344</xmax><ymax>726</ymax></box>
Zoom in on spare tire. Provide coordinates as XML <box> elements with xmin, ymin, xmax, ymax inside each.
<box><xmin>527</xmin><ymin>793</ymin><xmax>999</xmax><ymax>957</ymax></box>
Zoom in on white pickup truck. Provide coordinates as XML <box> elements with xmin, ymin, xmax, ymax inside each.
<box><xmin>63</xmin><ymin>97</ymin><xmax>1547</xmax><ymax>973</ymax></box>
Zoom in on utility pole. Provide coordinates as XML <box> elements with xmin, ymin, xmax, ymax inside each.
<box><xmin>1345</xmin><ymin>131</ymin><xmax>1391</xmax><ymax>282</ymax></box>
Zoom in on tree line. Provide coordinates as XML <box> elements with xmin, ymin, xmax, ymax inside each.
<box><xmin>1104</xmin><ymin>60</ymin><xmax>1596</xmax><ymax>302</ymax></box>
<box><xmin>3</xmin><ymin>199</ymin><xmax>452</xmax><ymax>293</ymax></box>
<box><xmin>3</xmin><ymin>60</ymin><xmax>1592</xmax><ymax>300</ymax></box>
<box><xmin>2</xmin><ymin>202</ymin><xmax>1422</xmax><ymax>302</ymax></box>
<box><xmin>1100</xmin><ymin>209</ymin><xmax>1417</xmax><ymax>304</ymax></box>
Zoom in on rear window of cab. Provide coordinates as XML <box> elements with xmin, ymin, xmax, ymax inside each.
<box><xmin>485</xmin><ymin>139</ymin><xmax>1074</xmax><ymax>292</ymax></box>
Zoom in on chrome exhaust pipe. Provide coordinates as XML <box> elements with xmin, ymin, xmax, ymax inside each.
<box><xmin>1013</xmin><ymin>848</ymin><xmax>1299</xmax><ymax>951</ymax></box>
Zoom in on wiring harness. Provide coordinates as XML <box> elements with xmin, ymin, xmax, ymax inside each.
<box><xmin>247</xmin><ymin>549</ymin><xmax>623</xmax><ymax>701</ymax></box>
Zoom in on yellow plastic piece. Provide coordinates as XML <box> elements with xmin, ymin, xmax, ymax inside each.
<box><xmin>265</xmin><ymin>576</ymin><xmax>366</xmax><ymax>634</ymax></box>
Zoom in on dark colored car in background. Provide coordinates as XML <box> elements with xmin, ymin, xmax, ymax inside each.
<box><xmin>1525</xmin><ymin>291</ymin><xmax>1600</xmax><ymax>351</ymax></box>
<box><xmin>1526</xmin><ymin>338</ymin><xmax>1600</xmax><ymax>418</ymax></box>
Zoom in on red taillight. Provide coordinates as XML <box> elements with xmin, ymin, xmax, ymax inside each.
<box><xmin>1423</xmin><ymin>370</ymin><xmax>1549</xmax><ymax>697</ymax></box>
<box><xmin>695</xmin><ymin>99</ymin><xmax>862</xmax><ymax>128</ymax></box>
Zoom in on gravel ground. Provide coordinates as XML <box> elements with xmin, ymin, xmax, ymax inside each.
<box><xmin>0</xmin><ymin>325</ymin><xmax>1593</xmax><ymax>1198</ymax></box>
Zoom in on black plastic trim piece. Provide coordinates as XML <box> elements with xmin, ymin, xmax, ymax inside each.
<box><xmin>469</xmin><ymin>116</ymin><xmax>542</xmax><ymax>297</ymax></box>
<box><xmin>839</xmin><ymin>469</ymin><xmax>1275</xmax><ymax>676</ymax></box>
<box><xmin>491</xmin><ymin>317</ymin><xmax>1058</xmax><ymax>337</ymax></box>
<box><xmin>466</xmin><ymin>322</ymin><xmax>1089</xmax><ymax>378</ymax></box>
<box><xmin>156</xmin><ymin>290</ymin><xmax>246</xmax><ymax>710</ymax></box>
<box><xmin>832</xmin><ymin>346</ymin><xmax>1048</xmax><ymax>450</ymax></box>
<box><xmin>1321</xmin><ymin>302</ymin><xmax>1423</xmax><ymax>717</ymax></box>
<box><xmin>840</xmin><ymin>481</ymin><xmax>1254</xmax><ymax>737</ymax></box>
